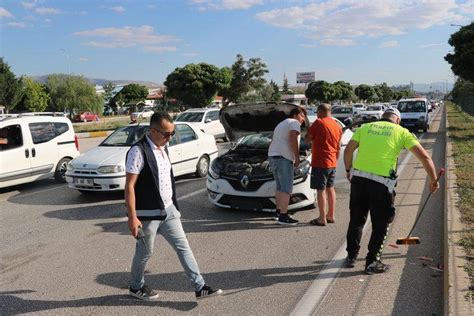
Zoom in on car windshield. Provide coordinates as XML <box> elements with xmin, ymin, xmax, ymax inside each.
<box><xmin>398</xmin><ymin>101</ymin><xmax>426</xmax><ymax>113</ymax></box>
<box><xmin>366</xmin><ymin>106</ymin><xmax>382</xmax><ymax>111</ymax></box>
<box><xmin>175</xmin><ymin>112</ymin><xmax>204</xmax><ymax>122</ymax></box>
<box><xmin>235</xmin><ymin>133</ymin><xmax>273</xmax><ymax>150</ymax></box>
<box><xmin>100</xmin><ymin>125</ymin><xmax>149</xmax><ymax>146</ymax></box>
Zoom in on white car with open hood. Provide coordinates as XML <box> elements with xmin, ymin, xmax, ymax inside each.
<box><xmin>66</xmin><ymin>122</ymin><xmax>218</xmax><ymax>192</ymax></box>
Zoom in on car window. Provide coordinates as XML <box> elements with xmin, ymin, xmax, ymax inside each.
<box><xmin>206</xmin><ymin>110</ymin><xmax>219</xmax><ymax>121</ymax></box>
<box><xmin>176</xmin><ymin>124</ymin><xmax>197</xmax><ymax>144</ymax></box>
<box><xmin>29</xmin><ymin>122</ymin><xmax>56</xmax><ymax>144</ymax></box>
<box><xmin>0</xmin><ymin>124</ymin><xmax>23</xmax><ymax>151</ymax></box>
<box><xmin>175</xmin><ymin>112</ymin><xmax>204</xmax><ymax>123</ymax></box>
<box><xmin>53</xmin><ymin>122</ymin><xmax>69</xmax><ymax>136</ymax></box>
<box><xmin>100</xmin><ymin>125</ymin><xmax>149</xmax><ymax>146</ymax></box>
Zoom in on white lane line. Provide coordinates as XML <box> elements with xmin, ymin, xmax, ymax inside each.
<box><xmin>178</xmin><ymin>188</ymin><xmax>207</xmax><ymax>201</ymax></box>
<box><xmin>291</xmin><ymin>132</ymin><xmax>431</xmax><ymax>315</ymax></box>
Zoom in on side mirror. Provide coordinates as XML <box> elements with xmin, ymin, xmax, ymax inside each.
<box><xmin>205</xmin><ymin>119</ymin><xmax>212</xmax><ymax>123</ymax></box>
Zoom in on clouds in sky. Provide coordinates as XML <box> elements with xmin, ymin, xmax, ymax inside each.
<box><xmin>0</xmin><ymin>7</ymin><xmax>13</xmax><ymax>18</ymax></box>
<box><xmin>379</xmin><ymin>40</ymin><xmax>399</xmax><ymax>48</ymax></box>
<box><xmin>73</xmin><ymin>25</ymin><xmax>179</xmax><ymax>53</ymax></box>
<box><xmin>191</xmin><ymin>0</ymin><xmax>264</xmax><ymax>10</ymax></box>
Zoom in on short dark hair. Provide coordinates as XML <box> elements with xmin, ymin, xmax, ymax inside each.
<box><xmin>150</xmin><ymin>112</ymin><xmax>173</xmax><ymax>128</ymax></box>
<box><xmin>289</xmin><ymin>106</ymin><xmax>306</xmax><ymax>118</ymax></box>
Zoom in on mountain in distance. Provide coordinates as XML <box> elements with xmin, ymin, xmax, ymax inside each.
<box><xmin>412</xmin><ymin>82</ymin><xmax>453</xmax><ymax>93</ymax></box>
<box><xmin>32</xmin><ymin>75</ymin><xmax>162</xmax><ymax>88</ymax></box>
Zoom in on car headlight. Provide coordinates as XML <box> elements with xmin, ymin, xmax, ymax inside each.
<box><xmin>208</xmin><ymin>160</ymin><xmax>222</xmax><ymax>179</ymax></box>
<box><xmin>419</xmin><ymin>116</ymin><xmax>425</xmax><ymax>120</ymax></box>
<box><xmin>97</xmin><ymin>165</ymin><xmax>124</xmax><ymax>174</ymax></box>
<box><xmin>294</xmin><ymin>160</ymin><xmax>310</xmax><ymax>177</ymax></box>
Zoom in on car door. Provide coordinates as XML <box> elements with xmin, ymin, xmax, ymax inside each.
<box><xmin>28</xmin><ymin>122</ymin><xmax>59</xmax><ymax>180</ymax></box>
<box><xmin>0</xmin><ymin>122</ymin><xmax>34</xmax><ymax>188</ymax></box>
<box><xmin>166</xmin><ymin>132</ymin><xmax>183</xmax><ymax>176</ymax></box>
<box><xmin>171</xmin><ymin>124</ymin><xmax>200</xmax><ymax>176</ymax></box>
<box><xmin>205</xmin><ymin>110</ymin><xmax>224</xmax><ymax>137</ymax></box>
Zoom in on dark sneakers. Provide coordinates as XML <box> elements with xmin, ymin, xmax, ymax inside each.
<box><xmin>273</xmin><ymin>209</ymin><xmax>281</xmax><ymax>220</ymax></box>
<box><xmin>195</xmin><ymin>285</ymin><xmax>223</xmax><ymax>299</ymax></box>
<box><xmin>344</xmin><ymin>257</ymin><xmax>356</xmax><ymax>268</ymax></box>
<box><xmin>365</xmin><ymin>260</ymin><xmax>390</xmax><ymax>275</ymax></box>
<box><xmin>277</xmin><ymin>213</ymin><xmax>299</xmax><ymax>225</ymax></box>
<box><xmin>129</xmin><ymin>285</ymin><xmax>160</xmax><ymax>301</ymax></box>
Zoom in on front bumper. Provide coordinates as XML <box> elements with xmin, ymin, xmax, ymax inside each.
<box><xmin>65</xmin><ymin>173</ymin><xmax>126</xmax><ymax>191</ymax></box>
<box><xmin>401</xmin><ymin>119</ymin><xmax>427</xmax><ymax>129</ymax></box>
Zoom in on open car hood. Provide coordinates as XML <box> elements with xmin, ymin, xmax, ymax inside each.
<box><xmin>220</xmin><ymin>102</ymin><xmax>310</xmax><ymax>141</ymax></box>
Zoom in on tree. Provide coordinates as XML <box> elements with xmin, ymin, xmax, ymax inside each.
<box><xmin>220</xmin><ymin>54</ymin><xmax>269</xmax><ymax>106</ymax></box>
<box><xmin>18</xmin><ymin>77</ymin><xmax>49</xmax><ymax>112</ymax></box>
<box><xmin>445</xmin><ymin>22</ymin><xmax>474</xmax><ymax>82</ymax></box>
<box><xmin>374</xmin><ymin>82</ymin><xmax>393</xmax><ymax>102</ymax></box>
<box><xmin>114</xmin><ymin>83</ymin><xmax>148</xmax><ymax>105</ymax></box>
<box><xmin>451</xmin><ymin>79</ymin><xmax>474</xmax><ymax>115</ymax></box>
<box><xmin>282</xmin><ymin>74</ymin><xmax>289</xmax><ymax>93</ymax></box>
<box><xmin>270</xmin><ymin>80</ymin><xmax>282</xmax><ymax>101</ymax></box>
<box><xmin>165</xmin><ymin>63</ymin><xmax>232</xmax><ymax>108</ymax></box>
<box><xmin>45</xmin><ymin>74</ymin><xmax>103</xmax><ymax>115</ymax></box>
<box><xmin>0</xmin><ymin>58</ymin><xmax>24</xmax><ymax>113</ymax></box>
<box><xmin>102</xmin><ymin>82</ymin><xmax>116</xmax><ymax>104</ymax></box>
<box><xmin>305</xmin><ymin>80</ymin><xmax>338</xmax><ymax>103</ymax></box>
<box><xmin>354</xmin><ymin>84</ymin><xmax>375</xmax><ymax>101</ymax></box>
<box><xmin>333</xmin><ymin>81</ymin><xmax>353</xmax><ymax>102</ymax></box>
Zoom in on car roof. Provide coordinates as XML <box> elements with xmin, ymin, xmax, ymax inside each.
<box><xmin>0</xmin><ymin>115</ymin><xmax>71</xmax><ymax>124</ymax></box>
<box><xmin>182</xmin><ymin>108</ymin><xmax>219</xmax><ymax>113</ymax></box>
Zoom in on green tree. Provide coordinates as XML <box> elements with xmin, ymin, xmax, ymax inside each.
<box><xmin>46</xmin><ymin>74</ymin><xmax>103</xmax><ymax>116</ymax></box>
<box><xmin>270</xmin><ymin>80</ymin><xmax>282</xmax><ymax>101</ymax></box>
<box><xmin>333</xmin><ymin>81</ymin><xmax>353</xmax><ymax>102</ymax></box>
<box><xmin>0</xmin><ymin>59</ymin><xmax>24</xmax><ymax>113</ymax></box>
<box><xmin>220</xmin><ymin>54</ymin><xmax>269</xmax><ymax>106</ymax></box>
<box><xmin>114</xmin><ymin>83</ymin><xmax>148</xmax><ymax>105</ymax></box>
<box><xmin>102</xmin><ymin>82</ymin><xmax>116</xmax><ymax>104</ymax></box>
<box><xmin>18</xmin><ymin>77</ymin><xmax>49</xmax><ymax>112</ymax></box>
<box><xmin>445</xmin><ymin>22</ymin><xmax>474</xmax><ymax>82</ymax></box>
<box><xmin>451</xmin><ymin>79</ymin><xmax>474</xmax><ymax>115</ymax></box>
<box><xmin>373</xmin><ymin>82</ymin><xmax>393</xmax><ymax>102</ymax></box>
<box><xmin>354</xmin><ymin>84</ymin><xmax>375</xmax><ymax>102</ymax></box>
<box><xmin>282</xmin><ymin>75</ymin><xmax>289</xmax><ymax>93</ymax></box>
<box><xmin>165</xmin><ymin>63</ymin><xmax>232</xmax><ymax>108</ymax></box>
<box><xmin>305</xmin><ymin>80</ymin><xmax>338</xmax><ymax>103</ymax></box>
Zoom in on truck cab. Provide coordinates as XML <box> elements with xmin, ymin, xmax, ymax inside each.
<box><xmin>397</xmin><ymin>97</ymin><xmax>429</xmax><ymax>132</ymax></box>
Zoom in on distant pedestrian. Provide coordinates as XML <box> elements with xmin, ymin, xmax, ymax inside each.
<box><xmin>268</xmin><ymin>106</ymin><xmax>307</xmax><ymax>225</ymax></box>
<box><xmin>343</xmin><ymin>108</ymin><xmax>439</xmax><ymax>274</ymax></box>
<box><xmin>305</xmin><ymin>103</ymin><xmax>342</xmax><ymax>226</ymax></box>
<box><xmin>125</xmin><ymin>112</ymin><xmax>223</xmax><ymax>300</ymax></box>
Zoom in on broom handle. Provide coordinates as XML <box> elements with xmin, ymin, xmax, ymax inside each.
<box><xmin>406</xmin><ymin>168</ymin><xmax>445</xmax><ymax>238</ymax></box>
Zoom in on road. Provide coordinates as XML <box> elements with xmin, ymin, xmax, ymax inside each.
<box><xmin>0</xmin><ymin>107</ymin><xmax>445</xmax><ymax>315</ymax></box>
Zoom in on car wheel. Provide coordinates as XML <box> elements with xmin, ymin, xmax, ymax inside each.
<box><xmin>195</xmin><ymin>155</ymin><xmax>210</xmax><ymax>178</ymax></box>
<box><xmin>54</xmin><ymin>157</ymin><xmax>71</xmax><ymax>183</ymax></box>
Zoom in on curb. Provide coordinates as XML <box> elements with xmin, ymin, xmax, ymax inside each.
<box><xmin>445</xmin><ymin>105</ymin><xmax>473</xmax><ymax>315</ymax></box>
<box><xmin>76</xmin><ymin>131</ymin><xmax>113</xmax><ymax>139</ymax></box>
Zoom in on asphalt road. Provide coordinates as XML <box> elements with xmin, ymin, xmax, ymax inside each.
<box><xmin>0</xmin><ymin>107</ymin><xmax>445</xmax><ymax>315</ymax></box>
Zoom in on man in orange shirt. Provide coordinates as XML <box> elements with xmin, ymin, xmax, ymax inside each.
<box><xmin>305</xmin><ymin>104</ymin><xmax>343</xmax><ymax>226</ymax></box>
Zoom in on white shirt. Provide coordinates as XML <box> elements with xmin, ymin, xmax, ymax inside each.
<box><xmin>268</xmin><ymin>118</ymin><xmax>301</xmax><ymax>162</ymax></box>
<box><xmin>126</xmin><ymin>136</ymin><xmax>173</xmax><ymax>209</ymax></box>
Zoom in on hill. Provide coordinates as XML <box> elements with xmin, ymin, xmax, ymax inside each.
<box><xmin>32</xmin><ymin>75</ymin><xmax>162</xmax><ymax>88</ymax></box>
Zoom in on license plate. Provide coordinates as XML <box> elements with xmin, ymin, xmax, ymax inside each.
<box><xmin>73</xmin><ymin>178</ymin><xmax>94</xmax><ymax>186</ymax></box>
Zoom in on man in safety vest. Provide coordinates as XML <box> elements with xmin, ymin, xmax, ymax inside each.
<box><xmin>343</xmin><ymin>108</ymin><xmax>439</xmax><ymax>274</ymax></box>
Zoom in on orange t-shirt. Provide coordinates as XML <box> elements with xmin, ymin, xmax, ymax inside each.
<box><xmin>308</xmin><ymin>117</ymin><xmax>343</xmax><ymax>168</ymax></box>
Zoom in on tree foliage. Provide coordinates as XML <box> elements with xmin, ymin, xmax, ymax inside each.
<box><xmin>305</xmin><ymin>80</ymin><xmax>338</xmax><ymax>103</ymax></box>
<box><xmin>373</xmin><ymin>82</ymin><xmax>393</xmax><ymax>102</ymax></box>
<box><xmin>165</xmin><ymin>63</ymin><xmax>232</xmax><ymax>108</ymax></box>
<box><xmin>102</xmin><ymin>82</ymin><xmax>116</xmax><ymax>104</ymax></box>
<box><xmin>451</xmin><ymin>79</ymin><xmax>474</xmax><ymax>115</ymax></box>
<box><xmin>355</xmin><ymin>84</ymin><xmax>375</xmax><ymax>101</ymax></box>
<box><xmin>282</xmin><ymin>75</ymin><xmax>289</xmax><ymax>93</ymax></box>
<box><xmin>113</xmin><ymin>83</ymin><xmax>148</xmax><ymax>105</ymax></box>
<box><xmin>18</xmin><ymin>77</ymin><xmax>49</xmax><ymax>112</ymax></box>
<box><xmin>220</xmin><ymin>54</ymin><xmax>269</xmax><ymax>106</ymax></box>
<box><xmin>45</xmin><ymin>74</ymin><xmax>103</xmax><ymax>115</ymax></box>
<box><xmin>0</xmin><ymin>59</ymin><xmax>24</xmax><ymax>113</ymax></box>
<box><xmin>333</xmin><ymin>81</ymin><xmax>353</xmax><ymax>101</ymax></box>
<box><xmin>445</xmin><ymin>22</ymin><xmax>474</xmax><ymax>82</ymax></box>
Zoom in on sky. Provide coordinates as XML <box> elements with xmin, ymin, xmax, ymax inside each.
<box><xmin>1</xmin><ymin>0</ymin><xmax>473</xmax><ymax>87</ymax></box>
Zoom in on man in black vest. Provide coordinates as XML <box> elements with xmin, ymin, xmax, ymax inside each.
<box><xmin>125</xmin><ymin>112</ymin><xmax>222</xmax><ymax>301</ymax></box>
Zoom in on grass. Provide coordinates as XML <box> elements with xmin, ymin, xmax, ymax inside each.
<box><xmin>446</xmin><ymin>101</ymin><xmax>474</xmax><ymax>298</ymax></box>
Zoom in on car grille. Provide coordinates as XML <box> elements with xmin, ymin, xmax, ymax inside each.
<box><xmin>402</xmin><ymin>118</ymin><xmax>419</xmax><ymax>123</ymax></box>
<box><xmin>222</xmin><ymin>176</ymin><xmax>271</xmax><ymax>192</ymax></box>
<box><xmin>72</xmin><ymin>170</ymin><xmax>99</xmax><ymax>175</ymax></box>
<box><xmin>217</xmin><ymin>195</ymin><xmax>275</xmax><ymax>210</ymax></box>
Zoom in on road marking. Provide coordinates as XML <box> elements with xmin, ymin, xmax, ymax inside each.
<box><xmin>178</xmin><ymin>188</ymin><xmax>207</xmax><ymax>201</ymax></box>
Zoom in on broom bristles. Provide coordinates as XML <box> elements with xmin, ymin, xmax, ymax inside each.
<box><xmin>396</xmin><ymin>237</ymin><xmax>421</xmax><ymax>245</ymax></box>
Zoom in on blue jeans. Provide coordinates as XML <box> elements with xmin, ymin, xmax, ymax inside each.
<box><xmin>130</xmin><ymin>204</ymin><xmax>205</xmax><ymax>291</ymax></box>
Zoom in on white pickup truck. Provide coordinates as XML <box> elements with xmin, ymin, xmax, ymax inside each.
<box><xmin>355</xmin><ymin>104</ymin><xmax>387</xmax><ymax>121</ymax></box>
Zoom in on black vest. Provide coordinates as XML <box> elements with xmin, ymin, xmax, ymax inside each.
<box><xmin>126</xmin><ymin>136</ymin><xmax>179</xmax><ymax>220</ymax></box>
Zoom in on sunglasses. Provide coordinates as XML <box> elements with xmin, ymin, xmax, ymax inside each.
<box><xmin>152</xmin><ymin>128</ymin><xmax>175</xmax><ymax>138</ymax></box>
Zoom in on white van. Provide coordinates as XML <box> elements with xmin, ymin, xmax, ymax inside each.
<box><xmin>0</xmin><ymin>114</ymin><xmax>80</xmax><ymax>188</ymax></box>
<box><xmin>175</xmin><ymin>108</ymin><xmax>226</xmax><ymax>140</ymax></box>
<box><xmin>397</xmin><ymin>97</ymin><xmax>430</xmax><ymax>132</ymax></box>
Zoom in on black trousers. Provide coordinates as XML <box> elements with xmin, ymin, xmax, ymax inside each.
<box><xmin>346</xmin><ymin>176</ymin><xmax>396</xmax><ymax>266</ymax></box>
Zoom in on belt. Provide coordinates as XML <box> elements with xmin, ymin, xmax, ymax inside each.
<box><xmin>350</xmin><ymin>169</ymin><xmax>397</xmax><ymax>193</ymax></box>
<box><xmin>269</xmin><ymin>155</ymin><xmax>285</xmax><ymax>159</ymax></box>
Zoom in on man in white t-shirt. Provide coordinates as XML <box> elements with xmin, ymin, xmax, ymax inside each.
<box><xmin>268</xmin><ymin>107</ymin><xmax>307</xmax><ymax>225</ymax></box>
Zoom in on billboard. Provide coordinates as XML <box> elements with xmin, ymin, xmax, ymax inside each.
<box><xmin>296</xmin><ymin>72</ymin><xmax>315</xmax><ymax>84</ymax></box>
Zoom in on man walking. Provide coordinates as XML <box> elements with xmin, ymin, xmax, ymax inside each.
<box><xmin>268</xmin><ymin>106</ymin><xmax>307</xmax><ymax>225</ymax></box>
<box><xmin>125</xmin><ymin>112</ymin><xmax>222</xmax><ymax>300</ymax></box>
<box><xmin>305</xmin><ymin>104</ymin><xmax>342</xmax><ymax>226</ymax></box>
<box><xmin>343</xmin><ymin>108</ymin><xmax>439</xmax><ymax>274</ymax></box>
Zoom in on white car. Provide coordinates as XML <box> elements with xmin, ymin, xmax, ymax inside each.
<box><xmin>356</xmin><ymin>104</ymin><xmax>386</xmax><ymax>121</ymax></box>
<box><xmin>131</xmin><ymin>109</ymin><xmax>154</xmax><ymax>121</ymax></box>
<box><xmin>175</xmin><ymin>108</ymin><xmax>226</xmax><ymax>140</ymax></box>
<box><xmin>66</xmin><ymin>122</ymin><xmax>218</xmax><ymax>192</ymax></box>
<box><xmin>1</xmin><ymin>114</ymin><xmax>80</xmax><ymax>188</ymax></box>
<box><xmin>206</xmin><ymin>102</ymin><xmax>353</xmax><ymax>212</ymax></box>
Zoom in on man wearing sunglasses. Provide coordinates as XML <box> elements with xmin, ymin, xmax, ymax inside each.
<box><xmin>125</xmin><ymin>112</ymin><xmax>222</xmax><ymax>301</ymax></box>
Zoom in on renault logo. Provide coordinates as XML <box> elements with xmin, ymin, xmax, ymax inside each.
<box><xmin>240</xmin><ymin>175</ymin><xmax>250</xmax><ymax>188</ymax></box>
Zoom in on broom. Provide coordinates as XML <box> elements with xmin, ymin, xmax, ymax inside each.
<box><xmin>396</xmin><ymin>168</ymin><xmax>445</xmax><ymax>245</ymax></box>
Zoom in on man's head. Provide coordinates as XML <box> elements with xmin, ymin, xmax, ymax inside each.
<box><xmin>317</xmin><ymin>103</ymin><xmax>331</xmax><ymax>118</ymax></box>
<box><xmin>382</xmin><ymin>108</ymin><xmax>401</xmax><ymax>124</ymax></box>
<box><xmin>289</xmin><ymin>106</ymin><xmax>307</xmax><ymax>124</ymax></box>
<box><xmin>149</xmin><ymin>112</ymin><xmax>175</xmax><ymax>147</ymax></box>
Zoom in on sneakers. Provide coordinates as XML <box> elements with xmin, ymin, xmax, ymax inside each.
<box><xmin>277</xmin><ymin>213</ymin><xmax>299</xmax><ymax>225</ymax></box>
<box><xmin>195</xmin><ymin>284</ymin><xmax>223</xmax><ymax>299</ymax></box>
<box><xmin>273</xmin><ymin>209</ymin><xmax>280</xmax><ymax>220</ymax></box>
<box><xmin>344</xmin><ymin>257</ymin><xmax>356</xmax><ymax>268</ymax></box>
<box><xmin>365</xmin><ymin>260</ymin><xmax>390</xmax><ymax>275</ymax></box>
<box><xmin>129</xmin><ymin>285</ymin><xmax>160</xmax><ymax>301</ymax></box>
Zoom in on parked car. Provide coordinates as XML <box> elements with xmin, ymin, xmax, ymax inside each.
<box><xmin>65</xmin><ymin>122</ymin><xmax>218</xmax><ymax>192</ymax></box>
<box><xmin>74</xmin><ymin>112</ymin><xmax>99</xmax><ymax>122</ymax></box>
<box><xmin>175</xmin><ymin>108</ymin><xmax>226</xmax><ymax>140</ymax></box>
<box><xmin>331</xmin><ymin>107</ymin><xmax>353</xmax><ymax>123</ymax></box>
<box><xmin>356</xmin><ymin>104</ymin><xmax>386</xmax><ymax>121</ymax></box>
<box><xmin>206</xmin><ymin>102</ymin><xmax>353</xmax><ymax>212</ymax></box>
<box><xmin>130</xmin><ymin>109</ymin><xmax>154</xmax><ymax>121</ymax></box>
<box><xmin>351</xmin><ymin>103</ymin><xmax>366</xmax><ymax>116</ymax></box>
<box><xmin>0</xmin><ymin>114</ymin><xmax>80</xmax><ymax>188</ymax></box>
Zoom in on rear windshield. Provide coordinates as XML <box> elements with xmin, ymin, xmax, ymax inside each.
<box><xmin>366</xmin><ymin>106</ymin><xmax>382</xmax><ymax>111</ymax></box>
<box><xmin>100</xmin><ymin>125</ymin><xmax>149</xmax><ymax>146</ymax></box>
<box><xmin>175</xmin><ymin>112</ymin><xmax>204</xmax><ymax>123</ymax></box>
<box><xmin>398</xmin><ymin>101</ymin><xmax>426</xmax><ymax>113</ymax></box>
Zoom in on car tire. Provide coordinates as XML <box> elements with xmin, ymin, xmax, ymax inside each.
<box><xmin>423</xmin><ymin>125</ymin><xmax>429</xmax><ymax>133</ymax></box>
<box><xmin>54</xmin><ymin>157</ymin><xmax>71</xmax><ymax>183</ymax></box>
<box><xmin>195</xmin><ymin>155</ymin><xmax>210</xmax><ymax>178</ymax></box>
